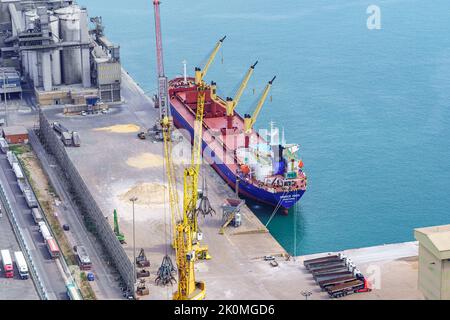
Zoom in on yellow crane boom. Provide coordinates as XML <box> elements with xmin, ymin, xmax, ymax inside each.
<box><xmin>172</xmin><ymin>84</ymin><xmax>208</xmax><ymax>300</ymax></box>
<box><xmin>161</xmin><ymin>116</ymin><xmax>181</xmax><ymax>248</ymax></box>
<box><xmin>226</xmin><ymin>61</ymin><xmax>258</xmax><ymax>117</ymax></box>
<box><xmin>195</xmin><ymin>36</ymin><xmax>226</xmax><ymax>85</ymax></box>
<box><xmin>184</xmin><ymin>84</ymin><xmax>206</xmax><ymax>228</ymax></box>
<box><xmin>244</xmin><ymin>76</ymin><xmax>276</xmax><ymax>134</ymax></box>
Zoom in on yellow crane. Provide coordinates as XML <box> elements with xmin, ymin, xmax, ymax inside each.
<box><xmin>226</xmin><ymin>61</ymin><xmax>258</xmax><ymax>129</ymax></box>
<box><xmin>185</xmin><ymin>81</ymin><xmax>211</xmax><ymax>260</ymax></box>
<box><xmin>161</xmin><ymin>115</ymin><xmax>181</xmax><ymax>249</ymax></box>
<box><xmin>171</xmin><ymin>83</ymin><xmax>208</xmax><ymax>300</ymax></box>
<box><xmin>244</xmin><ymin>76</ymin><xmax>276</xmax><ymax>134</ymax></box>
<box><xmin>195</xmin><ymin>36</ymin><xmax>226</xmax><ymax>85</ymax></box>
<box><xmin>243</xmin><ymin>76</ymin><xmax>276</xmax><ymax>148</ymax></box>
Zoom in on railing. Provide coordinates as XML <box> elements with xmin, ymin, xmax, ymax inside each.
<box><xmin>0</xmin><ymin>182</ymin><xmax>48</xmax><ymax>300</ymax></box>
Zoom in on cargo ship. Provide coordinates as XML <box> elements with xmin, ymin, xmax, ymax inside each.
<box><xmin>167</xmin><ymin>41</ymin><xmax>307</xmax><ymax>214</ymax></box>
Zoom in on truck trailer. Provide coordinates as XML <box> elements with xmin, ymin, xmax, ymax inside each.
<box><xmin>303</xmin><ymin>254</ymin><xmax>341</xmax><ymax>268</ymax></box>
<box><xmin>14</xmin><ymin>251</ymin><xmax>29</xmax><ymax>280</ymax></box>
<box><xmin>1</xmin><ymin>249</ymin><xmax>14</xmax><ymax>278</ymax></box>
<box><xmin>326</xmin><ymin>279</ymin><xmax>370</xmax><ymax>298</ymax></box>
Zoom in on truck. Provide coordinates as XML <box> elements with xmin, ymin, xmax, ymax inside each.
<box><xmin>31</xmin><ymin>208</ymin><xmax>44</xmax><ymax>224</ymax></box>
<box><xmin>305</xmin><ymin>256</ymin><xmax>346</xmax><ymax>270</ymax></box>
<box><xmin>318</xmin><ymin>275</ymin><xmax>357</xmax><ymax>290</ymax></box>
<box><xmin>0</xmin><ymin>138</ymin><xmax>9</xmax><ymax>153</ymax></box>
<box><xmin>12</xmin><ymin>162</ymin><xmax>24</xmax><ymax>180</ymax></box>
<box><xmin>23</xmin><ymin>188</ymin><xmax>38</xmax><ymax>208</ymax></box>
<box><xmin>52</xmin><ymin>122</ymin><xmax>69</xmax><ymax>135</ymax></box>
<box><xmin>1</xmin><ymin>249</ymin><xmax>14</xmax><ymax>278</ymax></box>
<box><xmin>14</xmin><ymin>251</ymin><xmax>29</xmax><ymax>280</ymax></box>
<box><xmin>6</xmin><ymin>151</ymin><xmax>17</xmax><ymax>167</ymax></box>
<box><xmin>326</xmin><ymin>278</ymin><xmax>370</xmax><ymax>298</ymax></box>
<box><xmin>308</xmin><ymin>260</ymin><xmax>347</xmax><ymax>272</ymax></box>
<box><xmin>312</xmin><ymin>265</ymin><xmax>350</xmax><ymax>276</ymax></box>
<box><xmin>66</xmin><ymin>283</ymin><xmax>82</xmax><ymax>300</ymax></box>
<box><xmin>39</xmin><ymin>222</ymin><xmax>52</xmax><ymax>241</ymax></box>
<box><xmin>75</xmin><ymin>246</ymin><xmax>91</xmax><ymax>270</ymax></box>
<box><xmin>314</xmin><ymin>270</ymin><xmax>354</xmax><ymax>283</ymax></box>
<box><xmin>72</xmin><ymin>132</ymin><xmax>81</xmax><ymax>147</ymax></box>
<box><xmin>46</xmin><ymin>238</ymin><xmax>60</xmax><ymax>259</ymax></box>
<box><xmin>303</xmin><ymin>254</ymin><xmax>341</xmax><ymax>268</ymax></box>
<box><xmin>61</xmin><ymin>132</ymin><xmax>73</xmax><ymax>146</ymax></box>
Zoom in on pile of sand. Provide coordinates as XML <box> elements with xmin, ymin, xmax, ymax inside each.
<box><xmin>126</xmin><ymin>153</ymin><xmax>164</xmax><ymax>169</ymax></box>
<box><xmin>94</xmin><ymin>124</ymin><xmax>141</xmax><ymax>133</ymax></box>
<box><xmin>119</xmin><ymin>183</ymin><xmax>167</xmax><ymax>206</ymax></box>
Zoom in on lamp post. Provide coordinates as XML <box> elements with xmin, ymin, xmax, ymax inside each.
<box><xmin>301</xmin><ymin>290</ymin><xmax>312</xmax><ymax>300</ymax></box>
<box><xmin>129</xmin><ymin>197</ymin><xmax>138</xmax><ymax>294</ymax></box>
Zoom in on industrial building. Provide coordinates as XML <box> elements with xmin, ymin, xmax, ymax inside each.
<box><xmin>414</xmin><ymin>225</ymin><xmax>450</xmax><ymax>300</ymax></box>
<box><xmin>0</xmin><ymin>0</ymin><xmax>122</xmax><ymax>106</ymax></box>
<box><xmin>2</xmin><ymin>125</ymin><xmax>28</xmax><ymax>144</ymax></box>
<box><xmin>0</xmin><ymin>67</ymin><xmax>22</xmax><ymax>97</ymax></box>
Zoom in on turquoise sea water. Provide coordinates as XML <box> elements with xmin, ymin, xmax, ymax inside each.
<box><xmin>81</xmin><ymin>0</ymin><xmax>450</xmax><ymax>255</ymax></box>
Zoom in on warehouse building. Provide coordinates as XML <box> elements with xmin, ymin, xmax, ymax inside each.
<box><xmin>2</xmin><ymin>126</ymin><xmax>28</xmax><ymax>144</ymax></box>
<box><xmin>414</xmin><ymin>224</ymin><xmax>450</xmax><ymax>300</ymax></box>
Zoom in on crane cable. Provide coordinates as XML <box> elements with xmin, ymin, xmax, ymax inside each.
<box><xmin>264</xmin><ymin>188</ymin><xmax>289</xmax><ymax>227</ymax></box>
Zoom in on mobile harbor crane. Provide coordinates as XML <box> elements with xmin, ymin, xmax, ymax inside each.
<box><xmin>153</xmin><ymin>1</ymin><xmax>225</xmax><ymax>300</ymax></box>
<box><xmin>164</xmin><ymin>36</ymin><xmax>225</xmax><ymax>257</ymax></box>
<box><xmin>162</xmin><ymin>81</ymin><xmax>208</xmax><ymax>300</ymax></box>
<box><xmin>149</xmin><ymin>0</ymin><xmax>170</xmax><ymax>141</ymax></box>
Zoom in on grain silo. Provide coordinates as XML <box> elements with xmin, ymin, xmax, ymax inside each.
<box><xmin>49</xmin><ymin>13</ymin><xmax>62</xmax><ymax>86</ymax></box>
<box><xmin>55</xmin><ymin>5</ymin><xmax>82</xmax><ymax>85</ymax></box>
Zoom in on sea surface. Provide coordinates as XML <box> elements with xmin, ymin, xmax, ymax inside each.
<box><xmin>81</xmin><ymin>0</ymin><xmax>450</xmax><ymax>255</ymax></box>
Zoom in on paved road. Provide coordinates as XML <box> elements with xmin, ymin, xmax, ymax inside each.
<box><xmin>0</xmin><ymin>153</ymin><xmax>67</xmax><ymax>300</ymax></box>
<box><xmin>0</xmin><ymin>201</ymin><xmax>38</xmax><ymax>300</ymax></box>
<box><xmin>28</xmin><ymin>131</ymin><xmax>123</xmax><ymax>300</ymax></box>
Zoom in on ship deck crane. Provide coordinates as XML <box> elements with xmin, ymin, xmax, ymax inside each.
<box><xmin>195</xmin><ymin>36</ymin><xmax>226</xmax><ymax>85</ymax></box>
<box><xmin>226</xmin><ymin>61</ymin><xmax>258</xmax><ymax>129</ymax></box>
<box><xmin>244</xmin><ymin>76</ymin><xmax>276</xmax><ymax>134</ymax></box>
<box><xmin>244</xmin><ymin>76</ymin><xmax>276</xmax><ymax>147</ymax></box>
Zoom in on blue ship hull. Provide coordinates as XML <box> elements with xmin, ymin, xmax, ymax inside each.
<box><xmin>170</xmin><ymin>103</ymin><xmax>305</xmax><ymax>210</ymax></box>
